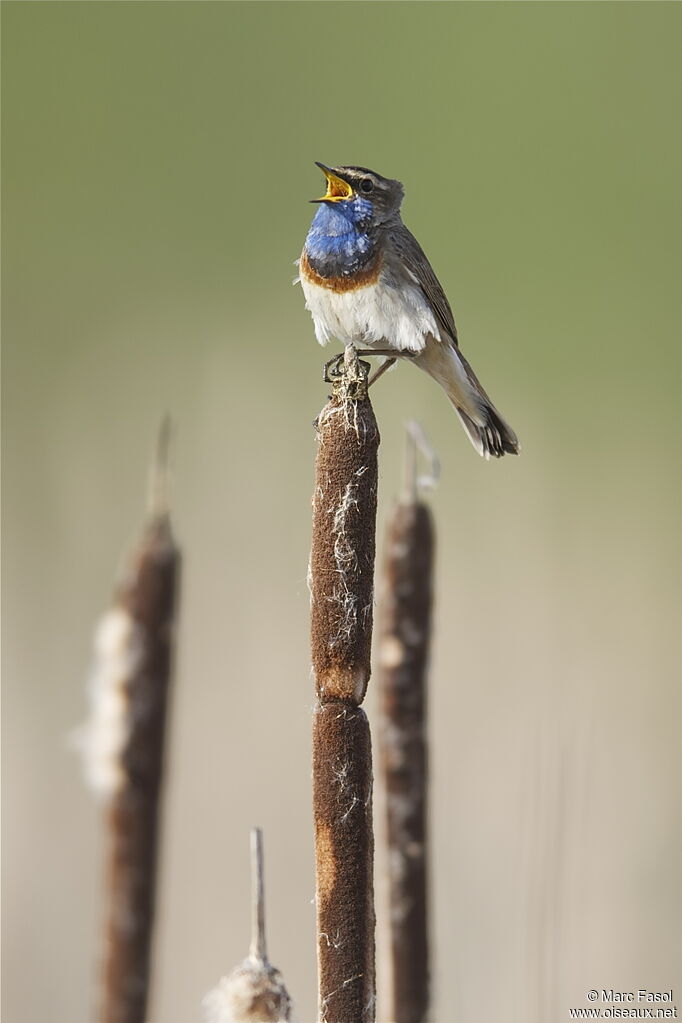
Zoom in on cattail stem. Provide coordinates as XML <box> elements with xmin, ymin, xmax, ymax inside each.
<box><xmin>96</xmin><ymin>426</ymin><xmax>180</xmax><ymax>1023</ymax></box>
<box><xmin>203</xmin><ymin>829</ymin><xmax>293</xmax><ymax>1023</ymax></box>
<box><xmin>310</xmin><ymin>347</ymin><xmax>379</xmax><ymax>1023</ymax></box>
<box><xmin>377</xmin><ymin>424</ymin><xmax>436</xmax><ymax>1023</ymax></box>
<box><xmin>249</xmin><ymin>827</ymin><xmax>267</xmax><ymax>964</ymax></box>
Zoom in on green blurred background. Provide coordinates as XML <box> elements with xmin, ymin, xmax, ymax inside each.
<box><xmin>3</xmin><ymin>2</ymin><xmax>681</xmax><ymax>1020</ymax></box>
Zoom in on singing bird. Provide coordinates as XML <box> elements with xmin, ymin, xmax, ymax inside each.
<box><xmin>298</xmin><ymin>162</ymin><xmax>519</xmax><ymax>458</ymax></box>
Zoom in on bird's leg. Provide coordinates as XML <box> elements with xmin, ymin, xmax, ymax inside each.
<box><xmin>354</xmin><ymin>349</ymin><xmax>417</xmax><ymax>389</ymax></box>
<box><xmin>367</xmin><ymin>357</ymin><xmax>396</xmax><ymax>388</ymax></box>
<box><xmin>354</xmin><ymin>348</ymin><xmax>404</xmax><ymax>358</ymax></box>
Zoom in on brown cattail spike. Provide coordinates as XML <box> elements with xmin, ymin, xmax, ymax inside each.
<box><xmin>378</xmin><ymin>422</ymin><xmax>436</xmax><ymax>1023</ymax></box>
<box><xmin>310</xmin><ymin>347</ymin><xmax>380</xmax><ymax>1023</ymax></box>
<box><xmin>313</xmin><ymin>702</ymin><xmax>375</xmax><ymax>1023</ymax></box>
<box><xmin>310</xmin><ymin>347</ymin><xmax>380</xmax><ymax>704</ymax></box>
<box><xmin>96</xmin><ymin>421</ymin><xmax>181</xmax><ymax>1023</ymax></box>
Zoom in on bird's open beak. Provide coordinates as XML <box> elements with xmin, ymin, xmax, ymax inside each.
<box><xmin>310</xmin><ymin>162</ymin><xmax>354</xmax><ymax>203</ymax></box>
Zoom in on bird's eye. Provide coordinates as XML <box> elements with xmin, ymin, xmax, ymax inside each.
<box><xmin>360</xmin><ymin>178</ymin><xmax>374</xmax><ymax>194</ymax></box>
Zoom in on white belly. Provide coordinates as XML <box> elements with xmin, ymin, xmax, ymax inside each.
<box><xmin>300</xmin><ymin>267</ymin><xmax>441</xmax><ymax>353</ymax></box>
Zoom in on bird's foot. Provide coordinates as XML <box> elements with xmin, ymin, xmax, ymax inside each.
<box><xmin>323</xmin><ymin>347</ymin><xmax>371</xmax><ymax>399</ymax></box>
<box><xmin>323</xmin><ymin>347</ymin><xmax>416</xmax><ymax>395</ymax></box>
<box><xmin>322</xmin><ymin>351</ymin><xmax>346</xmax><ymax>384</ymax></box>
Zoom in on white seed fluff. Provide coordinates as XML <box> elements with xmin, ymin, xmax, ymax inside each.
<box><xmin>203</xmin><ymin>959</ymin><xmax>292</xmax><ymax>1023</ymax></box>
<box><xmin>74</xmin><ymin>605</ymin><xmax>143</xmax><ymax>799</ymax></box>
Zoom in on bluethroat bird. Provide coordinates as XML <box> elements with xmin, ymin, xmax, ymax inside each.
<box><xmin>298</xmin><ymin>163</ymin><xmax>519</xmax><ymax>458</ymax></box>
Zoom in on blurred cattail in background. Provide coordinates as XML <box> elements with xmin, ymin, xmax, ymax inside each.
<box><xmin>75</xmin><ymin>420</ymin><xmax>180</xmax><ymax>1023</ymax></box>
<box><xmin>309</xmin><ymin>348</ymin><xmax>380</xmax><ymax>1023</ymax></box>
<box><xmin>203</xmin><ymin>828</ymin><xmax>293</xmax><ymax>1023</ymax></box>
<box><xmin>377</xmin><ymin>423</ymin><xmax>438</xmax><ymax>1023</ymax></box>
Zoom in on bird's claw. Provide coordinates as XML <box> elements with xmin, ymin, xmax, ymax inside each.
<box><xmin>323</xmin><ymin>351</ymin><xmax>371</xmax><ymax>385</ymax></box>
<box><xmin>322</xmin><ymin>352</ymin><xmax>345</xmax><ymax>384</ymax></box>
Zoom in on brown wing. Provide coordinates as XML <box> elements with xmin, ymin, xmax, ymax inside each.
<box><xmin>389</xmin><ymin>223</ymin><xmax>459</xmax><ymax>346</ymax></box>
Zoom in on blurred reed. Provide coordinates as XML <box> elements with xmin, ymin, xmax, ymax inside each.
<box><xmin>80</xmin><ymin>420</ymin><xmax>180</xmax><ymax>1023</ymax></box>
<box><xmin>203</xmin><ymin>829</ymin><xmax>293</xmax><ymax>1023</ymax></box>
<box><xmin>377</xmin><ymin>423</ymin><xmax>437</xmax><ymax>1023</ymax></box>
<box><xmin>310</xmin><ymin>347</ymin><xmax>379</xmax><ymax>1023</ymax></box>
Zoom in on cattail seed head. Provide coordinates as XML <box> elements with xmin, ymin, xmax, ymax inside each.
<box><xmin>310</xmin><ymin>387</ymin><xmax>379</xmax><ymax>705</ymax></box>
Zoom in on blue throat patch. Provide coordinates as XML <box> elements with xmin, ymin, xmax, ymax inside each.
<box><xmin>305</xmin><ymin>197</ymin><xmax>375</xmax><ymax>278</ymax></box>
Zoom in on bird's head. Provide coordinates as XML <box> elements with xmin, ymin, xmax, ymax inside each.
<box><xmin>310</xmin><ymin>163</ymin><xmax>404</xmax><ymax>227</ymax></box>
